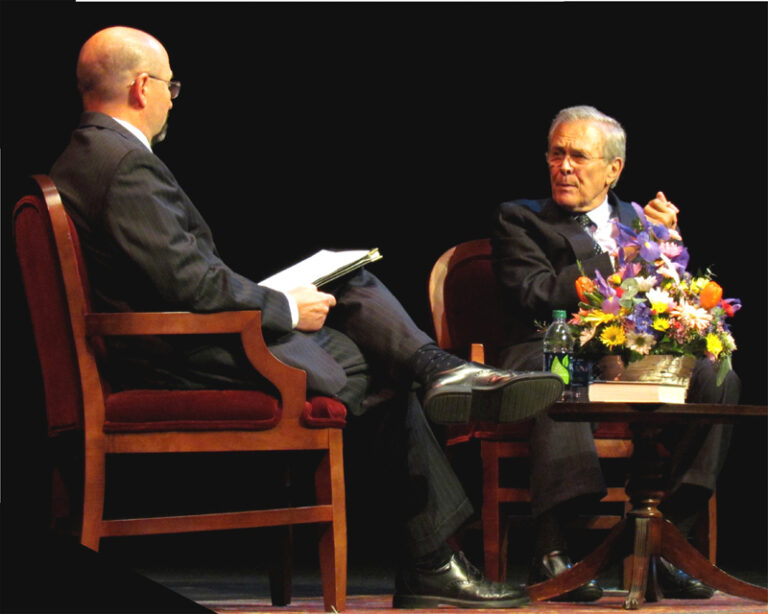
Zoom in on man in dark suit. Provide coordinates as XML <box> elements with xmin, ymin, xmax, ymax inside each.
<box><xmin>49</xmin><ymin>26</ymin><xmax>564</xmax><ymax>609</ymax></box>
<box><xmin>492</xmin><ymin>105</ymin><xmax>739</xmax><ymax>601</ymax></box>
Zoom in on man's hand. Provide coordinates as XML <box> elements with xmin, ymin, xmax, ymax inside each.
<box><xmin>287</xmin><ymin>285</ymin><xmax>337</xmax><ymax>331</ymax></box>
<box><xmin>644</xmin><ymin>191</ymin><xmax>679</xmax><ymax>229</ymax></box>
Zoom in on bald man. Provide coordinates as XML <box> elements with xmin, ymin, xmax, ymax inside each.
<box><xmin>49</xmin><ymin>27</ymin><xmax>565</xmax><ymax>609</ymax></box>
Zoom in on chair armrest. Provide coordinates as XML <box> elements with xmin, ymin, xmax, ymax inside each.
<box><xmin>84</xmin><ymin>310</ymin><xmax>264</xmax><ymax>336</ymax></box>
<box><xmin>470</xmin><ymin>343</ymin><xmax>486</xmax><ymax>364</ymax></box>
<box><xmin>84</xmin><ymin>311</ymin><xmax>307</xmax><ymax>412</ymax></box>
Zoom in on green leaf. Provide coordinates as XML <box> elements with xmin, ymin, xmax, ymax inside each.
<box><xmin>715</xmin><ymin>356</ymin><xmax>732</xmax><ymax>387</ymax></box>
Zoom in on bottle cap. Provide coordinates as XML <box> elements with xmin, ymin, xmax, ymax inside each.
<box><xmin>553</xmin><ymin>309</ymin><xmax>566</xmax><ymax>320</ymax></box>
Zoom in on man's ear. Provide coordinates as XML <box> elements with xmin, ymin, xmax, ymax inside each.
<box><xmin>128</xmin><ymin>73</ymin><xmax>149</xmax><ymax>108</ymax></box>
<box><xmin>606</xmin><ymin>157</ymin><xmax>624</xmax><ymax>187</ymax></box>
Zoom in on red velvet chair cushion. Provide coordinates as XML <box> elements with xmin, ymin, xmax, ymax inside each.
<box><xmin>302</xmin><ymin>396</ymin><xmax>347</xmax><ymax>429</ymax></box>
<box><xmin>105</xmin><ymin>389</ymin><xmax>281</xmax><ymax>432</ymax></box>
<box><xmin>105</xmin><ymin>390</ymin><xmax>346</xmax><ymax>432</ymax></box>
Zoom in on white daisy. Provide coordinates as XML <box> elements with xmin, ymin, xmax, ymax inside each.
<box><xmin>670</xmin><ymin>300</ymin><xmax>712</xmax><ymax>332</ymax></box>
<box><xmin>635</xmin><ymin>276</ymin><xmax>658</xmax><ymax>292</ymax></box>
<box><xmin>626</xmin><ymin>331</ymin><xmax>656</xmax><ymax>355</ymax></box>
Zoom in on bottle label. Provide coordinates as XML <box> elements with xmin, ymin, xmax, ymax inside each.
<box><xmin>544</xmin><ymin>352</ymin><xmax>572</xmax><ymax>385</ymax></box>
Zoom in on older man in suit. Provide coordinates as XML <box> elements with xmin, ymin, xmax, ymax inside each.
<box><xmin>49</xmin><ymin>26</ymin><xmax>564</xmax><ymax>609</ymax></box>
<box><xmin>492</xmin><ymin>105</ymin><xmax>739</xmax><ymax>601</ymax></box>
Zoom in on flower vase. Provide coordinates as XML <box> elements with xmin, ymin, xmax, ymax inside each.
<box><xmin>597</xmin><ymin>355</ymin><xmax>696</xmax><ymax>389</ymax></box>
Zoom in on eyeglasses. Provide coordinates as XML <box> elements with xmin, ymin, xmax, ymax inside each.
<box><xmin>146</xmin><ymin>74</ymin><xmax>181</xmax><ymax>99</ymax></box>
<box><xmin>131</xmin><ymin>73</ymin><xmax>181</xmax><ymax>99</ymax></box>
<box><xmin>546</xmin><ymin>149</ymin><xmax>604</xmax><ymax>167</ymax></box>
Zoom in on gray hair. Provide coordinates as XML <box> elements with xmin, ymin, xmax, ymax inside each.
<box><xmin>549</xmin><ymin>105</ymin><xmax>626</xmax><ymax>187</ymax></box>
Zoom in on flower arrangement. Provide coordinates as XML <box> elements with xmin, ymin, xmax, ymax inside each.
<box><xmin>570</xmin><ymin>202</ymin><xmax>741</xmax><ymax>385</ymax></box>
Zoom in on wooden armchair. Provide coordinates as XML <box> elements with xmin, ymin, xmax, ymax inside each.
<box><xmin>13</xmin><ymin>175</ymin><xmax>348</xmax><ymax>611</ymax></box>
<box><xmin>428</xmin><ymin>239</ymin><xmax>715</xmax><ymax>584</ymax></box>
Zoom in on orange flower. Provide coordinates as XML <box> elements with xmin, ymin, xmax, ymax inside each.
<box><xmin>575</xmin><ymin>276</ymin><xmax>595</xmax><ymax>303</ymax></box>
<box><xmin>699</xmin><ymin>281</ymin><xmax>723</xmax><ymax>309</ymax></box>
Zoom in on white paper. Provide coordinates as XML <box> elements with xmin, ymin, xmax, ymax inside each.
<box><xmin>259</xmin><ymin>249</ymin><xmax>378</xmax><ymax>292</ymax></box>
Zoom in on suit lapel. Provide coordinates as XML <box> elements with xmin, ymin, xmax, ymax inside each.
<box><xmin>541</xmin><ymin>199</ymin><xmax>598</xmax><ymax>260</ymax></box>
<box><xmin>612</xmin><ymin>194</ymin><xmax>639</xmax><ymax>227</ymax></box>
<box><xmin>545</xmin><ymin>193</ymin><xmax>640</xmax><ymax>260</ymax></box>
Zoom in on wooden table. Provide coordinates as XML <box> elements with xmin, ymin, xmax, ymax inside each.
<box><xmin>526</xmin><ymin>401</ymin><xmax>768</xmax><ymax>610</ymax></box>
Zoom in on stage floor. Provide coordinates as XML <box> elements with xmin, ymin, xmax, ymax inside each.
<box><xmin>2</xmin><ymin>529</ymin><xmax>765</xmax><ymax>614</ymax></box>
<box><xmin>134</xmin><ymin>550</ymin><xmax>767</xmax><ymax>614</ymax></box>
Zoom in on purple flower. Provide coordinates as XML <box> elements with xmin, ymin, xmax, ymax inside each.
<box><xmin>602</xmin><ymin>294</ymin><xmax>621</xmax><ymax>314</ymax></box>
<box><xmin>651</xmin><ymin>223</ymin><xmax>671</xmax><ymax>241</ymax></box>
<box><xmin>627</xmin><ymin>302</ymin><xmax>653</xmax><ymax>333</ymax></box>
<box><xmin>620</xmin><ymin>262</ymin><xmax>642</xmax><ymax>280</ymax></box>
<box><xmin>593</xmin><ymin>269</ymin><xmax>614</xmax><ymax>297</ymax></box>
<box><xmin>673</xmin><ymin>245</ymin><xmax>690</xmax><ymax>270</ymax></box>
<box><xmin>616</xmin><ymin>221</ymin><xmax>639</xmax><ymax>246</ymax></box>
<box><xmin>630</xmin><ymin>202</ymin><xmax>647</xmax><ymax>226</ymax></box>
<box><xmin>638</xmin><ymin>231</ymin><xmax>661</xmax><ymax>261</ymax></box>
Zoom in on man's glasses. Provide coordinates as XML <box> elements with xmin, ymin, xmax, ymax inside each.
<box><xmin>546</xmin><ymin>150</ymin><xmax>604</xmax><ymax>167</ymax></box>
<box><xmin>146</xmin><ymin>74</ymin><xmax>181</xmax><ymax>99</ymax></box>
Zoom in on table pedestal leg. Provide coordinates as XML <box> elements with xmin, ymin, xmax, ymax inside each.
<box><xmin>527</xmin><ymin>422</ymin><xmax>768</xmax><ymax>608</ymax></box>
<box><xmin>660</xmin><ymin>519</ymin><xmax>768</xmax><ymax>603</ymax></box>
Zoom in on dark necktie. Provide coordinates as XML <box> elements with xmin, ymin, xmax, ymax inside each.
<box><xmin>573</xmin><ymin>213</ymin><xmax>603</xmax><ymax>256</ymax></box>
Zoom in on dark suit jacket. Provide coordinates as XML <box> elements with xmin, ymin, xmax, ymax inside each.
<box><xmin>491</xmin><ymin>192</ymin><xmax>638</xmax><ymax>370</ymax></box>
<box><xmin>50</xmin><ymin>112</ymin><xmax>351</xmax><ymax>394</ymax></box>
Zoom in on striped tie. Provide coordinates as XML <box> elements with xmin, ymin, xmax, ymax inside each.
<box><xmin>574</xmin><ymin>214</ymin><xmax>603</xmax><ymax>256</ymax></box>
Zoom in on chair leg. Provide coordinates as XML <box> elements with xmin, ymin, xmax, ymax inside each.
<box><xmin>50</xmin><ymin>466</ymin><xmax>71</xmax><ymax>531</ymax></box>
<box><xmin>268</xmin><ymin>526</ymin><xmax>293</xmax><ymax>606</ymax></box>
<box><xmin>315</xmin><ymin>432</ymin><xmax>347</xmax><ymax>612</ymax></box>
<box><xmin>481</xmin><ymin>441</ymin><xmax>506</xmax><ymax>582</ymax></box>
<box><xmin>80</xmin><ymin>446</ymin><xmax>106</xmax><ymax>552</ymax></box>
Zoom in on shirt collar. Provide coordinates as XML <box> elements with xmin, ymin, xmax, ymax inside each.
<box><xmin>584</xmin><ymin>196</ymin><xmax>612</xmax><ymax>227</ymax></box>
<box><xmin>111</xmin><ymin>117</ymin><xmax>152</xmax><ymax>152</ymax></box>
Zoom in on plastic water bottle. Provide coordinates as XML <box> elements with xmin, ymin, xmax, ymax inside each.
<box><xmin>543</xmin><ymin>309</ymin><xmax>574</xmax><ymax>400</ymax></box>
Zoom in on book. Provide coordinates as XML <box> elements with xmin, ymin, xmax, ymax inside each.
<box><xmin>587</xmin><ymin>380</ymin><xmax>688</xmax><ymax>403</ymax></box>
<box><xmin>259</xmin><ymin>248</ymin><xmax>382</xmax><ymax>292</ymax></box>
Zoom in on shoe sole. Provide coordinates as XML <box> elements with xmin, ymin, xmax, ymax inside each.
<box><xmin>393</xmin><ymin>593</ymin><xmax>529</xmax><ymax>609</ymax></box>
<box><xmin>424</xmin><ymin>374</ymin><xmax>564</xmax><ymax>424</ymax></box>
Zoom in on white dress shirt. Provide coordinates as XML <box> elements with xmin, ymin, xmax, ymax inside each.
<box><xmin>584</xmin><ymin>197</ymin><xmax>619</xmax><ymax>265</ymax></box>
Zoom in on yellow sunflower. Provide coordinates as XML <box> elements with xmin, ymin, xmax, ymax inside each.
<box><xmin>600</xmin><ymin>324</ymin><xmax>626</xmax><ymax>349</ymax></box>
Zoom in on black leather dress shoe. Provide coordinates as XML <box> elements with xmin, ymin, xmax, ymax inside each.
<box><xmin>422</xmin><ymin>362</ymin><xmax>564</xmax><ymax>424</ymax></box>
<box><xmin>528</xmin><ymin>551</ymin><xmax>603</xmax><ymax>602</ymax></box>
<box><xmin>656</xmin><ymin>557</ymin><xmax>714</xmax><ymax>599</ymax></box>
<box><xmin>393</xmin><ymin>551</ymin><xmax>529</xmax><ymax>609</ymax></box>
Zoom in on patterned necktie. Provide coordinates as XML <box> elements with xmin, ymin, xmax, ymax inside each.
<box><xmin>573</xmin><ymin>213</ymin><xmax>603</xmax><ymax>256</ymax></box>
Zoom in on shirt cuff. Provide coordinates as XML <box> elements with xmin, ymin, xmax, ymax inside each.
<box><xmin>282</xmin><ymin>291</ymin><xmax>299</xmax><ymax>329</ymax></box>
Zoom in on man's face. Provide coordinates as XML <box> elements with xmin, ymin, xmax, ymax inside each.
<box><xmin>548</xmin><ymin>120</ymin><xmax>623</xmax><ymax>213</ymax></box>
<box><xmin>146</xmin><ymin>49</ymin><xmax>174</xmax><ymax>144</ymax></box>
<box><xmin>148</xmin><ymin>77</ymin><xmax>173</xmax><ymax>145</ymax></box>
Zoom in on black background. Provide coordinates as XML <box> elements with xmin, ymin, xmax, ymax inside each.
<box><xmin>2</xmin><ymin>0</ymin><xmax>766</xmax><ymax>607</ymax></box>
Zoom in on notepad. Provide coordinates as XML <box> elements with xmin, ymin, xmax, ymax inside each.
<box><xmin>259</xmin><ymin>248</ymin><xmax>382</xmax><ymax>292</ymax></box>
